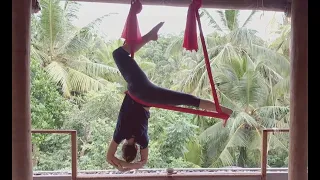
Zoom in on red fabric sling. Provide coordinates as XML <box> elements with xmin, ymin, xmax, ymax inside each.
<box><xmin>121</xmin><ymin>0</ymin><xmax>229</xmax><ymax>126</ymax></box>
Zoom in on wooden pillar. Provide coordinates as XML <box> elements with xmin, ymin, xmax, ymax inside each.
<box><xmin>12</xmin><ymin>0</ymin><xmax>33</xmax><ymax>180</ymax></box>
<box><xmin>289</xmin><ymin>0</ymin><xmax>308</xmax><ymax>179</ymax></box>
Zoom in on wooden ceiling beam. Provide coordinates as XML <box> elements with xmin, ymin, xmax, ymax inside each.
<box><xmin>72</xmin><ymin>0</ymin><xmax>290</xmax><ymax>12</ymax></box>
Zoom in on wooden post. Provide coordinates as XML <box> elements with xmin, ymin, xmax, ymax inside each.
<box><xmin>12</xmin><ymin>0</ymin><xmax>33</xmax><ymax>180</ymax></box>
<box><xmin>71</xmin><ymin>131</ymin><xmax>78</xmax><ymax>180</ymax></box>
<box><xmin>261</xmin><ymin>130</ymin><xmax>268</xmax><ymax>180</ymax></box>
<box><xmin>289</xmin><ymin>0</ymin><xmax>308</xmax><ymax>179</ymax></box>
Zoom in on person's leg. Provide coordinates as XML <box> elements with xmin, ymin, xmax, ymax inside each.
<box><xmin>129</xmin><ymin>83</ymin><xmax>200</xmax><ymax>107</ymax></box>
<box><xmin>112</xmin><ymin>22</ymin><xmax>164</xmax><ymax>86</ymax></box>
<box><xmin>122</xmin><ymin>22</ymin><xmax>164</xmax><ymax>54</ymax></box>
<box><xmin>129</xmin><ymin>82</ymin><xmax>233</xmax><ymax>115</ymax></box>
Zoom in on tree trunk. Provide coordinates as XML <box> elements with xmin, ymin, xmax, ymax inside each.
<box><xmin>237</xmin><ymin>147</ymin><xmax>247</xmax><ymax>167</ymax></box>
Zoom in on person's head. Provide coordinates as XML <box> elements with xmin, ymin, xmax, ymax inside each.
<box><xmin>122</xmin><ymin>139</ymin><xmax>138</xmax><ymax>162</ymax></box>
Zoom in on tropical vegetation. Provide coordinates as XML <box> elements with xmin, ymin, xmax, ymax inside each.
<box><xmin>31</xmin><ymin>0</ymin><xmax>291</xmax><ymax>170</ymax></box>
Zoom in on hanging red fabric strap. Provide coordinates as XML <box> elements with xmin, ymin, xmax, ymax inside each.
<box><xmin>121</xmin><ymin>0</ymin><xmax>142</xmax><ymax>58</ymax></box>
<box><xmin>121</xmin><ymin>0</ymin><xmax>230</xmax><ymax>126</ymax></box>
<box><xmin>183</xmin><ymin>0</ymin><xmax>223</xmax><ymax>114</ymax></box>
<box><xmin>183</xmin><ymin>0</ymin><xmax>201</xmax><ymax>51</ymax></box>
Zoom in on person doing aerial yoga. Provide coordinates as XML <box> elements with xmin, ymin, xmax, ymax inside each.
<box><xmin>106</xmin><ymin>22</ymin><xmax>233</xmax><ymax>171</ymax></box>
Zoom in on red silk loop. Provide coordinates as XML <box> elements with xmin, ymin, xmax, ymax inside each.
<box><xmin>125</xmin><ymin>91</ymin><xmax>230</xmax><ymax>125</ymax></box>
<box><xmin>183</xmin><ymin>0</ymin><xmax>202</xmax><ymax>51</ymax></box>
<box><xmin>121</xmin><ymin>0</ymin><xmax>143</xmax><ymax>58</ymax></box>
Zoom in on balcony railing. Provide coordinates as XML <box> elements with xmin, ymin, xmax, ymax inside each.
<box><xmin>31</xmin><ymin>130</ymin><xmax>77</xmax><ymax>180</ymax></box>
<box><xmin>261</xmin><ymin>128</ymin><xmax>289</xmax><ymax>180</ymax></box>
<box><xmin>32</xmin><ymin>128</ymin><xmax>289</xmax><ymax>179</ymax></box>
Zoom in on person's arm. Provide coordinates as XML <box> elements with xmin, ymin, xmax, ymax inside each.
<box><xmin>106</xmin><ymin>140</ymin><xmax>136</xmax><ymax>171</ymax></box>
<box><xmin>138</xmin><ymin>147</ymin><xmax>149</xmax><ymax>166</ymax></box>
<box><xmin>106</xmin><ymin>140</ymin><xmax>122</xmax><ymax>168</ymax></box>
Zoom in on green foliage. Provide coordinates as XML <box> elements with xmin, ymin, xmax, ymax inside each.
<box><xmin>164</xmin><ymin>9</ymin><xmax>291</xmax><ymax>168</ymax></box>
<box><xmin>147</xmin><ymin>110</ymin><xmax>200</xmax><ymax>166</ymax></box>
<box><xmin>33</xmin><ymin>135</ymin><xmax>71</xmax><ymax>171</ymax></box>
<box><xmin>168</xmin><ymin>157</ymin><xmax>200</xmax><ymax>168</ymax></box>
<box><xmin>183</xmin><ymin>139</ymin><xmax>203</xmax><ymax>166</ymax></box>
<box><xmin>64</xmin><ymin>87</ymin><xmax>122</xmax><ymax>170</ymax></box>
<box><xmin>268</xmin><ymin>149</ymin><xmax>289</xmax><ymax>167</ymax></box>
<box><xmin>76</xmin><ymin>118</ymin><xmax>115</xmax><ymax>170</ymax></box>
<box><xmin>30</xmin><ymin>4</ymin><xmax>290</xmax><ymax>170</ymax></box>
<box><xmin>139</xmin><ymin>34</ymin><xmax>182</xmax><ymax>87</ymax></box>
<box><xmin>158</xmin><ymin>117</ymin><xmax>198</xmax><ymax>159</ymax></box>
<box><xmin>31</xmin><ymin>0</ymin><xmax>118</xmax><ymax>97</ymax></box>
<box><xmin>31</xmin><ymin>58</ymin><xmax>72</xmax><ymax>129</ymax></box>
<box><xmin>31</xmin><ymin>58</ymin><xmax>74</xmax><ymax>170</ymax></box>
<box><xmin>146</xmin><ymin>142</ymin><xmax>170</xmax><ymax>168</ymax></box>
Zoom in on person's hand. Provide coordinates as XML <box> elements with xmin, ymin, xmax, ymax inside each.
<box><xmin>126</xmin><ymin>161</ymin><xmax>144</xmax><ymax>170</ymax></box>
<box><xmin>106</xmin><ymin>156</ymin><xmax>115</xmax><ymax>166</ymax></box>
<box><xmin>116</xmin><ymin>166</ymin><xmax>125</xmax><ymax>171</ymax></box>
<box><xmin>107</xmin><ymin>156</ymin><xmax>122</xmax><ymax>169</ymax></box>
<box><xmin>117</xmin><ymin>166</ymin><xmax>132</xmax><ymax>172</ymax></box>
<box><xmin>108</xmin><ymin>157</ymin><xmax>133</xmax><ymax>172</ymax></box>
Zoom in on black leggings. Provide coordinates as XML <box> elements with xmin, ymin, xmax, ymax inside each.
<box><xmin>113</xmin><ymin>47</ymin><xmax>200</xmax><ymax>107</ymax></box>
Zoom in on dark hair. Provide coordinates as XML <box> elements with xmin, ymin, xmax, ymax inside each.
<box><xmin>122</xmin><ymin>144</ymin><xmax>137</xmax><ymax>162</ymax></box>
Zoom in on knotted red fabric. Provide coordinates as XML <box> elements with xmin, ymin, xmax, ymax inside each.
<box><xmin>121</xmin><ymin>0</ymin><xmax>142</xmax><ymax>58</ymax></box>
<box><xmin>183</xmin><ymin>0</ymin><xmax>202</xmax><ymax>51</ymax></box>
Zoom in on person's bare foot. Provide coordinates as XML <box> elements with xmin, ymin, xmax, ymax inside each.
<box><xmin>221</xmin><ymin>106</ymin><xmax>233</xmax><ymax>115</ymax></box>
<box><xmin>199</xmin><ymin>100</ymin><xmax>215</xmax><ymax>111</ymax></box>
<box><xmin>147</xmin><ymin>22</ymin><xmax>165</xmax><ymax>41</ymax></box>
<box><xmin>199</xmin><ymin>99</ymin><xmax>233</xmax><ymax>115</ymax></box>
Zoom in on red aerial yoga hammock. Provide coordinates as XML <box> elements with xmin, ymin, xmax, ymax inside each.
<box><xmin>121</xmin><ymin>0</ymin><xmax>230</xmax><ymax>126</ymax></box>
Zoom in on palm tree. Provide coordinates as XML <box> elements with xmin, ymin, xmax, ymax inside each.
<box><xmin>269</xmin><ymin>15</ymin><xmax>291</xmax><ymax>58</ymax></box>
<box><xmin>165</xmin><ymin>9</ymin><xmax>291</xmax><ymax>167</ymax></box>
<box><xmin>31</xmin><ymin>0</ymin><xmax>119</xmax><ymax>97</ymax></box>
<box><xmin>170</xmin><ymin>10</ymin><xmax>285</xmax><ymax>95</ymax></box>
<box><xmin>90</xmin><ymin>38</ymin><xmax>157</xmax><ymax>90</ymax></box>
<box><xmin>198</xmin><ymin>53</ymin><xmax>290</xmax><ymax>167</ymax></box>
<box><xmin>137</xmin><ymin>35</ymin><xmax>182</xmax><ymax>87</ymax></box>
